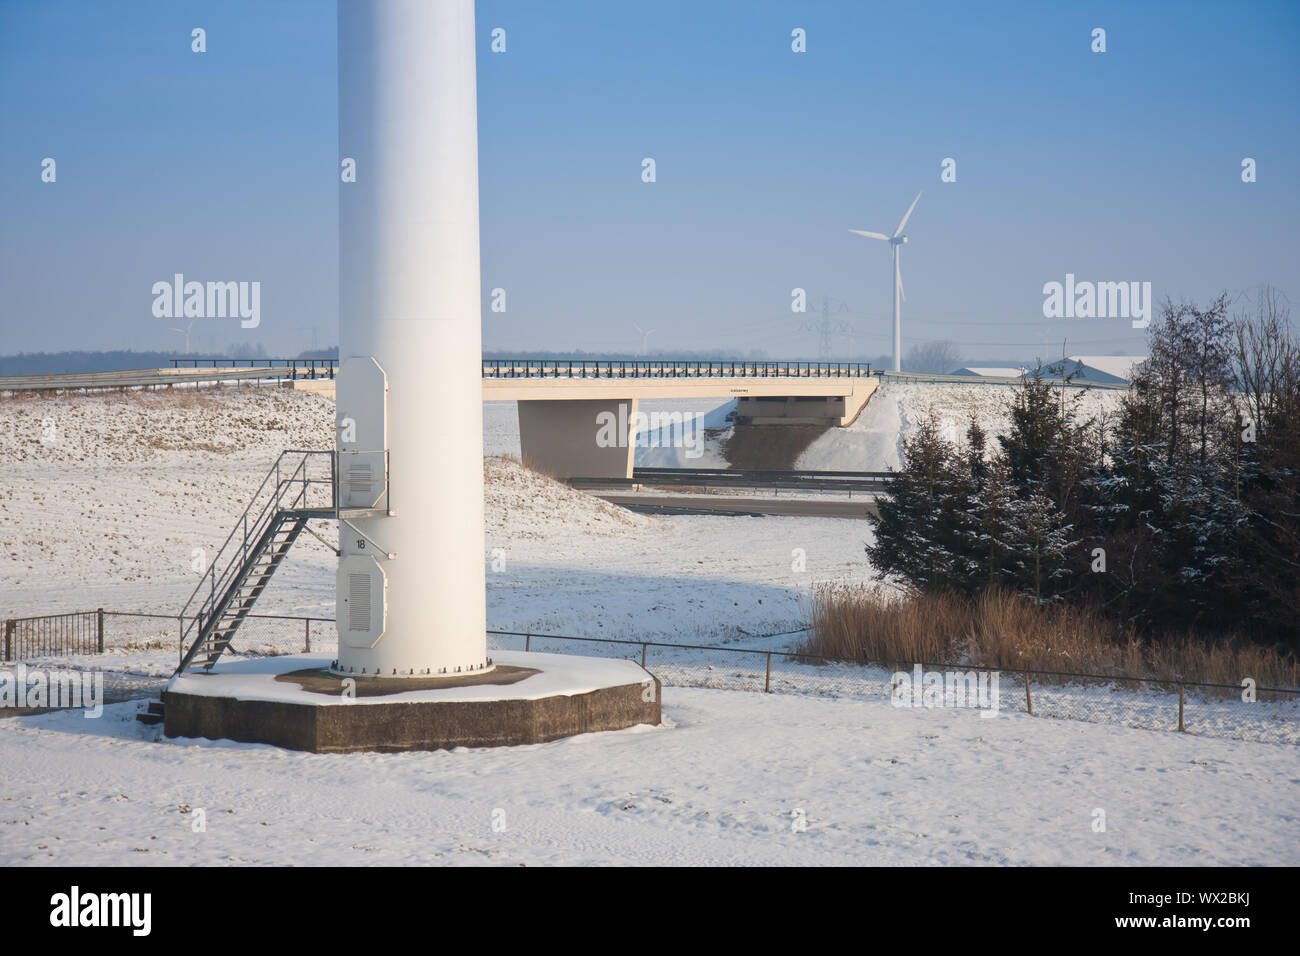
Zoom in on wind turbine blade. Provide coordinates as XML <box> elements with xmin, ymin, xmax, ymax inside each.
<box><xmin>896</xmin><ymin>269</ymin><xmax>905</xmax><ymax>303</ymax></box>
<box><xmin>849</xmin><ymin>229</ymin><xmax>889</xmax><ymax>241</ymax></box>
<box><xmin>893</xmin><ymin>191</ymin><xmax>922</xmax><ymax>237</ymax></box>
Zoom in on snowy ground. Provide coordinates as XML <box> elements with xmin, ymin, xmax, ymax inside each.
<box><xmin>2</xmin><ymin>390</ymin><xmax>867</xmax><ymax>642</ymax></box>
<box><xmin>0</xmin><ymin>382</ymin><xmax>1122</xmax><ymax>644</ymax></box>
<box><xmin>2</xmin><ymin>384</ymin><xmax>1296</xmax><ymax>866</ymax></box>
<box><xmin>2</xmin><ymin>688</ymin><xmax>1296</xmax><ymax>865</ymax></box>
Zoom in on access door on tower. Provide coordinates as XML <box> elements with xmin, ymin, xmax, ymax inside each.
<box><xmin>335</xmin><ymin>356</ymin><xmax>389</xmax><ymax>514</ymax></box>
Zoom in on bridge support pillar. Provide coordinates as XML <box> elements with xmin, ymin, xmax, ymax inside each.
<box><xmin>517</xmin><ymin>398</ymin><xmax>638</xmax><ymax>479</ymax></box>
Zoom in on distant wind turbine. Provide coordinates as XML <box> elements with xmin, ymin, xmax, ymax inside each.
<box><xmin>168</xmin><ymin>320</ymin><xmax>196</xmax><ymax>354</ymax></box>
<box><xmin>850</xmin><ymin>190</ymin><xmax>922</xmax><ymax>373</ymax></box>
<box><xmin>633</xmin><ymin>323</ymin><xmax>656</xmax><ymax>357</ymax></box>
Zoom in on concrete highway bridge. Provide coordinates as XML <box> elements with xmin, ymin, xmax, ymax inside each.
<box><xmin>308</xmin><ymin>359</ymin><xmax>879</xmax><ymax>477</ymax></box>
<box><xmin>478</xmin><ymin>359</ymin><xmax>878</xmax><ymax>478</ymax></box>
<box><xmin>1</xmin><ymin>358</ymin><xmax>880</xmax><ymax>479</ymax></box>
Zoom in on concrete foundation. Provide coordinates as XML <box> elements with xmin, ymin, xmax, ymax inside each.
<box><xmin>162</xmin><ymin>651</ymin><xmax>661</xmax><ymax>753</ymax></box>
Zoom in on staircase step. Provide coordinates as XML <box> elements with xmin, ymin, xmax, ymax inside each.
<box><xmin>177</xmin><ymin>499</ymin><xmax>310</xmax><ymax>675</ymax></box>
<box><xmin>135</xmin><ymin>698</ymin><xmax>165</xmax><ymax>725</ymax></box>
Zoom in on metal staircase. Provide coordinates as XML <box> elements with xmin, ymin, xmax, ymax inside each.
<box><xmin>172</xmin><ymin>449</ymin><xmax>388</xmax><ymax>676</ymax></box>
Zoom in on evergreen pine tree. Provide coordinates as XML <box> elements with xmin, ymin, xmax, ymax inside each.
<box><xmin>866</xmin><ymin>415</ymin><xmax>964</xmax><ymax>591</ymax></box>
<box><xmin>1002</xmin><ymin>489</ymin><xmax>1078</xmax><ymax>604</ymax></box>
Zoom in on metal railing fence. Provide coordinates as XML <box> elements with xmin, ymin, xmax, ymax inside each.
<box><xmin>2</xmin><ymin>609</ymin><xmax>104</xmax><ymax>660</ymax></box>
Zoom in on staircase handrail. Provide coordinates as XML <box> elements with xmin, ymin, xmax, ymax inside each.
<box><xmin>176</xmin><ymin>450</ymin><xmax>333</xmax><ymax>660</ymax></box>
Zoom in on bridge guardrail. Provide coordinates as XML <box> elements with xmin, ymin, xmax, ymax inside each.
<box><xmin>481</xmin><ymin>359</ymin><xmax>873</xmax><ymax>379</ymax></box>
<box><xmin>171</xmin><ymin>358</ymin><xmax>337</xmax><ymax>379</ymax></box>
<box><xmin>570</xmin><ymin>467</ymin><xmax>891</xmax><ymax>494</ymax></box>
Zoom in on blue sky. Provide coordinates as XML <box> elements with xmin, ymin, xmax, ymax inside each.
<box><xmin>1</xmin><ymin>0</ymin><xmax>1296</xmax><ymax>363</ymax></box>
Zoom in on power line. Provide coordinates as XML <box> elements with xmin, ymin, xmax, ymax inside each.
<box><xmin>795</xmin><ymin>296</ymin><xmax>856</xmax><ymax>359</ymax></box>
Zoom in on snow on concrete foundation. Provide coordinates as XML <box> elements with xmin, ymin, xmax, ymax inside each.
<box><xmin>166</xmin><ymin>651</ymin><xmax>650</xmax><ymax>706</ymax></box>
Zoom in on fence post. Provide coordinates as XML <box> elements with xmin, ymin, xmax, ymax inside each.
<box><xmin>96</xmin><ymin>608</ymin><xmax>104</xmax><ymax>653</ymax></box>
<box><xmin>3</xmin><ymin>619</ymin><xmax>13</xmax><ymax>661</ymax></box>
<box><xmin>640</xmin><ymin>644</ymin><xmax>647</xmax><ymax>668</ymax></box>
<box><xmin>1178</xmin><ymin>683</ymin><xmax>1185</xmax><ymax>732</ymax></box>
<box><xmin>304</xmin><ymin>618</ymin><xmax>311</xmax><ymax>653</ymax></box>
<box><xmin>525</xmin><ymin>632</ymin><xmax>531</xmax><ymax>652</ymax></box>
<box><xmin>1024</xmin><ymin>672</ymin><xmax>1033</xmax><ymax>715</ymax></box>
<box><xmin>765</xmin><ymin>651</ymin><xmax>772</xmax><ymax>693</ymax></box>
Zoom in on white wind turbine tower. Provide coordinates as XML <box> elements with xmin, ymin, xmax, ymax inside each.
<box><xmin>850</xmin><ymin>190</ymin><xmax>922</xmax><ymax>373</ymax></box>
<box><xmin>168</xmin><ymin>319</ymin><xmax>196</xmax><ymax>354</ymax></box>
<box><xmin>633</xmin><ymin>323</ymin><xmax>656</xmax><ymax>357</ymax></box>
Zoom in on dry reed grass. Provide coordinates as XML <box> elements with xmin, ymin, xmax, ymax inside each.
<box><xmin>801</xmin><ymin>583</ymin><xmax>1300</xmax><ymax>689</ymax></box>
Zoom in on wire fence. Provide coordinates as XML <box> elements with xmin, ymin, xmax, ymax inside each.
<box><xmin>490</xmin><ymin>631</ymin><xmax>1300</xmax><ymax>746</ymax></box>
<box><xmin>48</xmin><ymin>611</ymin><xmax>329</xmax><ymax>663</ymax></box>
<box><xmin>5</xmin><ymin>610</ymin><xmax>1297</xmax><ymax>745</ymax></box>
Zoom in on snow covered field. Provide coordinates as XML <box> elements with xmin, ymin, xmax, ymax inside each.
<box><xmin>3</xmin><ymin>688</ymin><xmax>1296</xmax><ymax>865</ymax></box>
<box><xmin>0</xmin><ymin>381</ymin><xmax>1125</xmax><ymax>644</ymax></box>
<box><xmin>2</xmin><ymin>384</ymin><xmax>1296</xmax><ymax>866</ymax></box>
<box><xmin>2</xmin><ymin>389</ymin><xmax>867</xmax><ymax>641</ymax></box>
